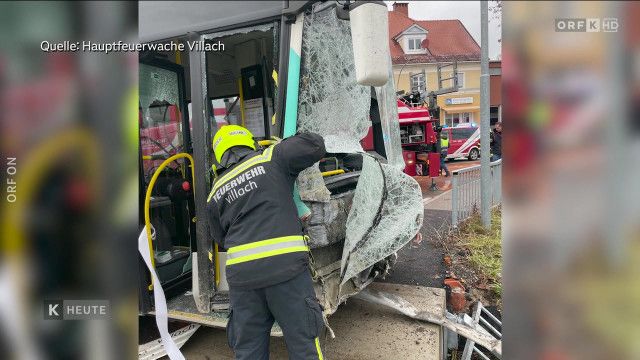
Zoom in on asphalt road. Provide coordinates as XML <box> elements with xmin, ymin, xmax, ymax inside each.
<box><xmin>379</xmin><ymin>208</ymin><xmax>451</xmax><ymax>288</ymax></box>
<box><xmin>381</xmin><ymin>159</ymin><xmax>478</xmax><ymax>289</ymax></box>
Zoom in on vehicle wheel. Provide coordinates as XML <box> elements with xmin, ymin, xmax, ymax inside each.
<box><xmin>468</xmin><ymin>148</ymin><xmax>479</xmax><ymax>161</ymax></box>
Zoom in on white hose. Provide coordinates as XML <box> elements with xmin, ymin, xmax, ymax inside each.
<box><xmin>138</xmin><ymin>227</ymin><xmax>186</xmax><ymax>360</ymax></box>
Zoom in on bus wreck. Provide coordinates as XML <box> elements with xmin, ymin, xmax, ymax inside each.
<box><xmin>137</xmin><ymin>0</ymin><xmax>423</xmax><ymax>330</ymax></box>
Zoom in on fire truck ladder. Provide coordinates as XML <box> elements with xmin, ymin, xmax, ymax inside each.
<box><xmin>427</xmin><ymin>61</ymin><xmax>460</xmax><ymax>191</ymax></box>
<box><xmin>426</xmin><ymin>61</ymin><xmax>460</xmax><ymax>112</ymax></box>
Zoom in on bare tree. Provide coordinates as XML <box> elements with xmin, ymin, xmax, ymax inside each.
<box><xmin>489</xmin><ymin>0</ymin><xmax>502</xmax><ymax>44</ymax></box>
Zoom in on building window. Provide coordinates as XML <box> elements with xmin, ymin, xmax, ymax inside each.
<box><xmin>407</xmin><ymin>37</ymin><xmax>422</xmax><ymax>51</ymax></box>
<box><xmin>490</xmin><ymin>106</ymin><xmax>500</xmax><ymax>125</ymax></box>
<box><xmin>456</xmin><ymin>72</ymin><xmax>465</xmax><ymax>89</ymax></box>
<box><xmin>451</xmin><ymin>127</ymin><xmax>477</xmax><ymax>140</ymax></box>
<box><xmin>444</xmin><ymin>112</ymin><xmax>472</xmax><ymax>127</ymax></box>
<box><xmin>410</xmin><ymin>73</ymin><xmax>426</xmax><ymax>93</ymax></box>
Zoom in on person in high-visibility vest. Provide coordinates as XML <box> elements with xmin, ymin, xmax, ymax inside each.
<box><xmin>207</xmin><ymin>125</ymin><xmax>326</xmax><ymax>360</ymax></box>
<box><xmin>439</xmin><ymin>131</ymin><xmax>451</xmax><ymax>177</ymax></box>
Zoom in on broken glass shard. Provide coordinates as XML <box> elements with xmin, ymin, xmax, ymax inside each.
<box><xmin>297</xmin><ymin>6</ymin><xmax>371</xmax><ymax>154</ymax></box>
<box><xmin>340</xmin><ymin>155</ymin><xmax>384</xmax><ymax>278</ymax></box>
<box><xmin>340</xmin><ymin>156</ymin><xmax>424</xmax><ymax>284</ymax></box>
<box><xmin>375</xmin><ymin>62</ymin><xmax>406</xmax><ymax>171</ymax></box>
<box><xmin>297</xmin><ymin>163</ymin><xmax>331</xmax><ymax>203</ymax></box>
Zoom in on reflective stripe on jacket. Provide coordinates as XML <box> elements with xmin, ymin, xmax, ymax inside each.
<box><xmin>226</xmin><ymin>235</ymin><xmax>308</xmax><ymax>266</ymax></box>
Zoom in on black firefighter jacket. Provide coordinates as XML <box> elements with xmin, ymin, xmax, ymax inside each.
<box><xmin>206</xmin><ymin>132</ymin><xmax>326</xmax><ymax>290</ymax></box>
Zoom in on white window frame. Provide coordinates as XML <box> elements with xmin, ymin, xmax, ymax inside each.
<box><xmin>455</xmin><ymin>72</ymin><xmax>465</xmax><ymax>89</ymax></box>
<box><xmin>444</xmin><ymin>112</ymin><xmax>473</xmax><ymax>127</ymax></box>
<box><xmin>410</xmin><ymin>72</ymin><xmax>426</xmax><ymax>93</ymax></box>
<box><xmin>406</xmin><ymin>37</ymin><xmax>423</xmax><ymax>52</ymax></box>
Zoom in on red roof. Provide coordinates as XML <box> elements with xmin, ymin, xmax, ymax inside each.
<box><xmin>388</xmin><ymin>8</ymin><xmax>480</xmax><ymax>64</ymax></box>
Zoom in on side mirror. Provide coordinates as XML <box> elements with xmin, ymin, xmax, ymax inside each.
<box><xmin>346</xmin><ymin>1</ymin><xmax>390</xmax><ymax>87</ymax></box>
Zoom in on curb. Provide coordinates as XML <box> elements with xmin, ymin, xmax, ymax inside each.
<box><xmin>422</xmin><ymin>189</ymin><xmax>452</xmax><ymax>206</ymax></box>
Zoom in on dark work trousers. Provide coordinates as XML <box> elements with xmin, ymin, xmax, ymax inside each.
<box><xmin>440</xmin><ymin>150</ymin><xmax>450</xmax><ymax>176</ymax></box>
<box><xmin>227</xmin><ymin>269</ymin><xmax>325</xmax><ymax>360</ymax></box>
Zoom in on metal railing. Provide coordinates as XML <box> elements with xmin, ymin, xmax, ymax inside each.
<box><xmin>461</xmin><ymin>301</ymin><xmax>502</xmax><ymax>360</ymax></box>
<box><xmin>451</xmin><ymin>159</ymin><xmax>502</xmax><ymax>227</ymax></box>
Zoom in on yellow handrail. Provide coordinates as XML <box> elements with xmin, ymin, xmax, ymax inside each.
<box><xmin>258</xmin><ymin>139</ymin><xmax>276</xmax><ymax>147</ymax></box>
<box><xmin>144</xmin><ymin>153</ymin><xmax>195</xmax><ymax>290</ymax></box>
<box><xmin>321</xmin><ymin>169</ymin><xmax>345</xmax><ymax>177</ymax></box>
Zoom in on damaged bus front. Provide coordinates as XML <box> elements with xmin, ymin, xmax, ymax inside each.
<box><xmin>138</xmin><ymin>0</ymin><xmax>424</xmax><ymax>326</ymax></box>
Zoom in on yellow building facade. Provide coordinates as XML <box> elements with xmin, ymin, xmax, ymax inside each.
<box><xmin>393</xmin><ymin>62</ymin><xmax>482</xmax><ymax>127</ymax></box>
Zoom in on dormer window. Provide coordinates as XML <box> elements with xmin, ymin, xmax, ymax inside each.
<box><xmin>394</xmin><ymin>24</ymin><xmax>428</xmax><ymax>54</ymax></box>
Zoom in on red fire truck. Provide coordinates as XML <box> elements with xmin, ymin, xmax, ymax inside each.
<box><xmin>362</xmin><ymin>59</ymin><xmax>464</xmax><ymax>178</ymax></box>
<box><xmin>361</xmin><ymin>97</ymin><xmax>441</xmax><ymax>177</ymax></box>
<box><xmin>396</xmin><ymin>99</ymin><xmax>442</xmax><ymax>176</ymax></box>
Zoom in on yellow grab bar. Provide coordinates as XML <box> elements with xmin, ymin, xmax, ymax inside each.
<box><xmin>144</xmin><ymin>153</ymin><xmax>195</xmax><ymax>290</ymax></box>
<box><xmin>321</xmin><ymin>169</ymin><xmax>345</xmax><ymax>177</ymax></box>
<box><xmin>258</xmin><ymin>139</ymin><xmax>276</xmax><ymax>147</ymax></box>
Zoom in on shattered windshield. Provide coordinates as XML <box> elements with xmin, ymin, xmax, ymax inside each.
<box><xmin>297</xmin><ymin>6</ymin><xmax>371</xmax><ymax>154</ymax></box>
<box><xmin>296</xmin><ymin>3</ymin><xmax>424</xmax><ymax>303</ymax></box>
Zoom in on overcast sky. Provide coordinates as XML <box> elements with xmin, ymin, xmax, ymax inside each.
<box><xmin>385</xmin><ymin>1</ymin><xmax>502</xmax><ymax>60</ymax></box>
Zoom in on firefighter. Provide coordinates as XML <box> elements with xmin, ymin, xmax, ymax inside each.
<box><xmin>438</xmin><ymin>129</ymin><xmax>451</xmax><ymax>177</ymax></box>
<box><xmin>206</xmin><ymin>125</ymin><xmax>326</xmax><ymax>360</ymax></box>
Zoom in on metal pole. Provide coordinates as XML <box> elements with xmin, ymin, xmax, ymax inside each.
<box><xmin>452</xmin><ymin>173</ymin><xmax>459</xmax><ymax>227</ymax></box>
<box><xmin>480</xmin><ymin>0</ymin><xmax>491</xmax><ymax>228</ymax></box>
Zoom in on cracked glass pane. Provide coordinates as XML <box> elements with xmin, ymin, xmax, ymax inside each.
<box><xmin>297</xmin><ymin>163</ymin><xmax>331</xmax><ymax>203</ymax></box>
<box><xmin>139</xmin><ymin>63</ymin><xmax>184</xmax><ymax>175</ymax></box>
<box><xmin>297</xmin><ymin>6</ymin><xmax>371</xmax><ymax>153</ymax></box>
<box><xmin>202</xmin><ymin>23</ymin><xmax>274</xmax><ymax>40</ymax></box>
<box><xmin>375</xmin><ymin>63</ymin><xmax>406</xmax><ymax>171</ymax></box>
<box><xmin>340</xmin><ymin>155</ymin><xmax>384</xmax><ymax>278</ymax></box>
<box><xmin>139</xmin><ymin>63</ymin><xmax>180</xmax><ymax>136</ymax></box>
<box><xmin>341</xmin><ymin>156</ymin><xmax>424</xmax><ymax>284</ymax></box>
